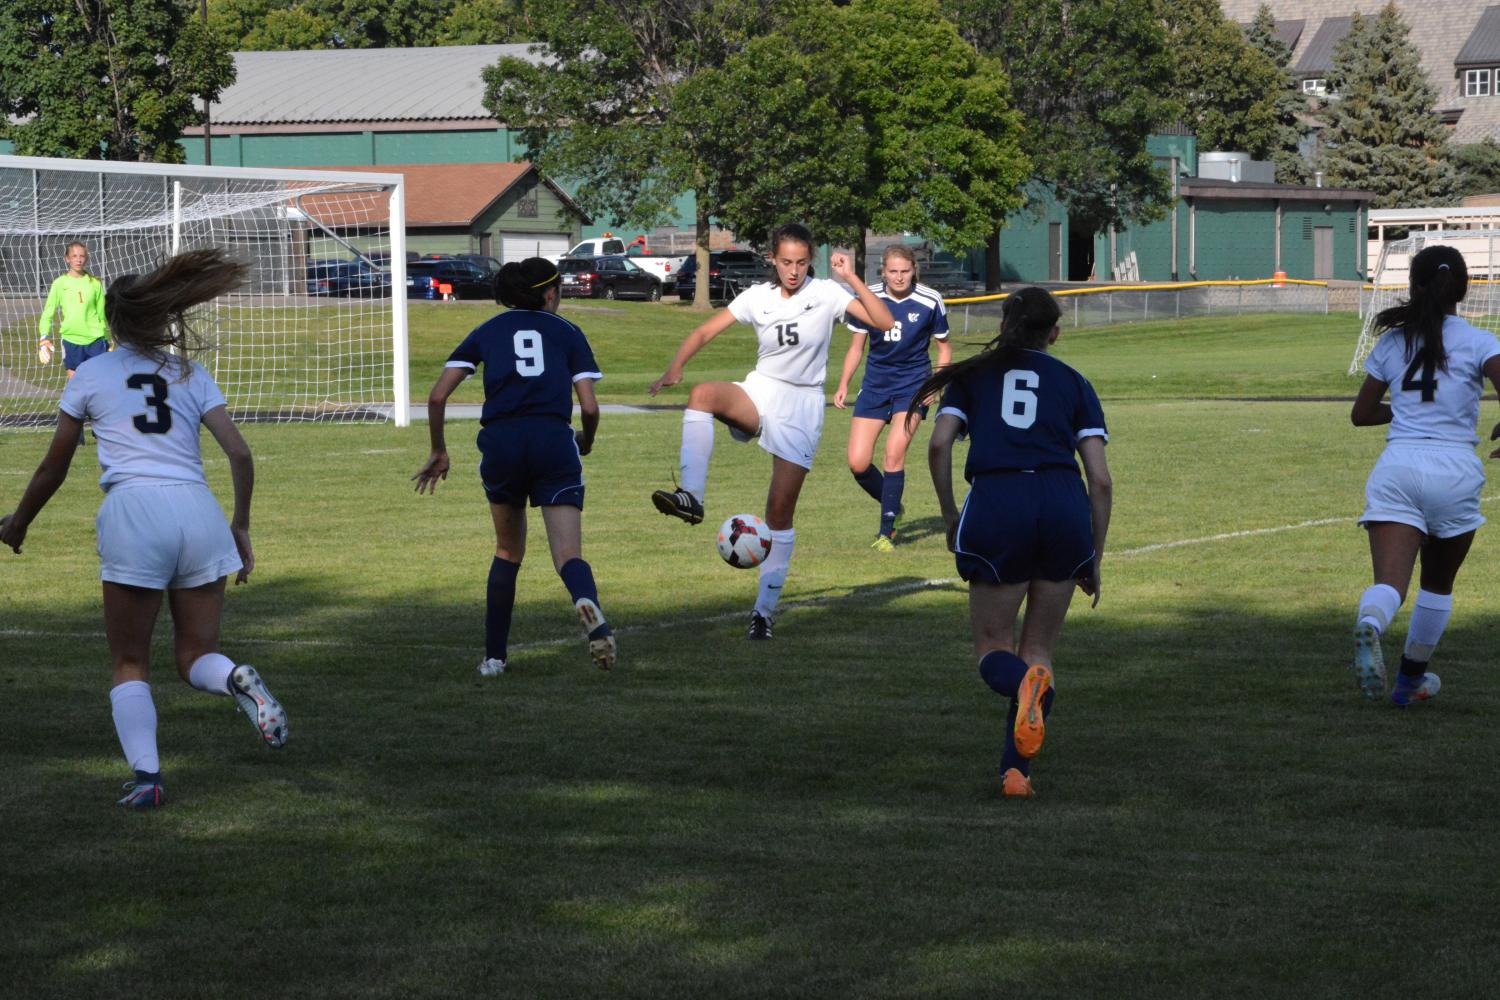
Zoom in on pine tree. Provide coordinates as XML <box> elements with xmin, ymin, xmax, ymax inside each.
<box><xmin>1244</xmin><ymin>3</ymin><xmax>1310</xmax><ymax>184</ymax></box>
<box><xmin>1161</xmin><ymin>0</ymin><xmax>1281</xmax><ymax>159</ymax></box>
<box><xmin>1317</xmin><ymin>2</ymin><xmax>1458</xmax><ymax>207</ymax></box>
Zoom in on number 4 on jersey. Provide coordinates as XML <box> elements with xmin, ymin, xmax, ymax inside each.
<box><xmin>1401</xmin><ymin>356</ymin><xmax>1437</xmax><ymax>402</ymax></box>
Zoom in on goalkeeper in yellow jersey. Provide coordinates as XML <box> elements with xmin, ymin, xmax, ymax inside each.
<box><xmin>39</xmin><ymin>242</ymin><xmax>109</xmax><ymax>377</ymax></box>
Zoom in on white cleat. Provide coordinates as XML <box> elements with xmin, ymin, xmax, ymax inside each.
<box><xmin>1352</xmin><ymin>624</ymin><xmax>1386</xmax><ymax>701</ymax></box>
<box><xmin>478</xmin><ymin>657</ymin><xmax>506</xmax><ymax>677</ymax></box>
<box><xmin>576</xmin><ymin>598</ymin><xmax>616</xmax><ymax>670</ymax></box>
<box><xmin>229</xmin><ymin>665</ymin><xmax>288</xmax><ymax>748</ymax></box>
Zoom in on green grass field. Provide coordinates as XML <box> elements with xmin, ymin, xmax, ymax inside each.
<box><xmin>6</xmin><ymin>306</ymin><xmax>1500</xmax><ymax>998</ymax></box>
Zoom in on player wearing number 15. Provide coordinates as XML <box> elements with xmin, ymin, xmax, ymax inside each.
<box><xmin>413</xmin><ymin>257</ymin><xmax>616</xmax><ymax>674</ymax></box>
<box><xmin>1</xmin><ymin>249</ymin><xmax>286</xmax><ymax>810</ymax></box>
<box><xmin>920</xmin><ymin>287</ymin><xmax>1111</xmax><ymax>798</ymax></box>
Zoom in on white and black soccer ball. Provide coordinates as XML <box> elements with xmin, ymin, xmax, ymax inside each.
<box><xmin>716</xmin><ymin>514</ymin><xmax>772</xmax><ymax>569</ymax></box>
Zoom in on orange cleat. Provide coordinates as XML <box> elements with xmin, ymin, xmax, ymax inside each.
<box><xmin>1001</xmin><ymin>768</ymin><xmax>1035</xmax><ymax>798</ymax></box>
<box><xmin>1013</xmin><ymin>664</ymin><xmax>1052</xmax><ymax>759</ymax></box>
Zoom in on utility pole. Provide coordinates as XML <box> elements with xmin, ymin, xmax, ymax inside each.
<box><xmin>201</xmin><ymin>0</ymin><xmax>212</xmax><ymax>164</ymax></box>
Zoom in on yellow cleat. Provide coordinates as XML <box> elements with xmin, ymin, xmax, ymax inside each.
<box><xmin>870</xmin><ymin>534</ymin><xmax>896</xmax><ymax>552</ymax></box>
<box><xmin>1013</xmin><ymin>664</ymin><xmax>1052</xmax><ymax>759</ymax></box>
<box><xmin>1001</xmin><ymin>768</ymin><xmax>1035</xmax><ymax>798</ymax></box>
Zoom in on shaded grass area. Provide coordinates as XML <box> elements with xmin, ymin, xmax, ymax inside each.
<box><xmin>6</xmin><ymin>400</ymin><xmax>1500</xmax><ymax>997</ymax></box>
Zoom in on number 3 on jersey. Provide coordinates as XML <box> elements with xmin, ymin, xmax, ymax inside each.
<box><xmin>126</xmin><ymin>373</ymin><xmax>172</xmax><ymax>434</ymax></box>
<box><xmin>1002</xmin><ymin>370</ymin><xmax>1039</xmax><ymax>428</ymax></box>
<box><xmin>514</xmin><ymin>330</ymin><xmax>545</xmax><ymax>376</ymax></box>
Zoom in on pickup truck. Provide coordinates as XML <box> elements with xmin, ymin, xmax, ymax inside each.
<box><xmin>563</xmin><ymin>237</ymin><xmax>687</xmax><ymax>290</ymax></box>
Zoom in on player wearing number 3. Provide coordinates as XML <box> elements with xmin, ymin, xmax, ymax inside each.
<box><xmin>414</xmin><ymin>257</ymin><xmax>616</xmax><ymax>674</ymax></box>
<box><xmin>649</xmin><ymin>223</ymin><xmax>895</xmax><ymax>640</ymax></box>
<box><xmin>1</xmin><ymin>249</ymin><xmax>286</xmax><ymax>810</ymax></box>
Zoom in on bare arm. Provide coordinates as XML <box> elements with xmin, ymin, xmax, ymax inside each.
<box><xmin>202</xmin><ymin>405</ymin><xmax>255</xmax><ymax>584</ymax></box>
<box><xmin>1350</xmin><ymin>375</ymin><xmax>1392</xmax><ymax>426</ymax></box>
<box><xmin>927</xmin><ymin>413</ymin><xmax>963</xmax><ymax>550</ymax></box>
<box><xmin>0</xmin><ymin>412</ymin><xmax>84</xmax><ymax>554</ymax></box>
<box><xmin>413</xmin><ymin>366</ymin><xmax>469</xmax><ymax>493</ymax></box>
<box><xmin>834</xmin><ymin>332</ymin><xmax>867</xmax><ymax>409</ymax></box>
<box><xmin>1485</xmin><ymin>356</ymin><xmax>1500</xmax><ymax>458</ymax></box>
<box><xmin>649</xmin><ymin>307</ymin><xmax>739</xmax><ymax>396</ymax></box>
<box><xmin>935</xmin><ymin>337</ymin><xmax>953</xmax><ymax>370</ymax></box>
<box><xmin>830</xmin><ymin>253</ymin><xmax>895</xmax><ymax>332</ymax></box>
<box><xmin>1076</xmin><ymin>435</ymin><xmax>1112</xmax><ymax>608</ymax></box>
<box><xmin>574</xmin><ymin>377</ymin><xmax>600</xmax><ymax>455</ymax></box>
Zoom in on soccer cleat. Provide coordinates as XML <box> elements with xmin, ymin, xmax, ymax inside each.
<box><xmin>870</xmin><ymin>534</ymin><xmax>896</xmax><ymax>553</ymax></box>
<box><xmin>1013</xmin><ymin>664</ymin><xmax>1052</xmax><ymax>759</ymax></box>
<box><xmin>1352</xmin><ymin>623</ymin><xmax>1387</xmax><ymax>700</ymax></box>
<box><xmin>576</xmin><ymin>598</ymin><xmax>617</xmax><ymax>670</ymax></box>
<box><xmin>1001</xmin><ymin>768</ymin><xmax>1035</xmax><ymax>798</ymax></box>
<box><xmin>652</xmin><ymin>488</ymin><xmax>704</xmax><ymax>525</ymax></box>
<box><xmin>229</xmin><ymin>665</ymin><xmax>287</xmax><ymax>748</ymax></box>
<box><xmin>1391</xmin><ymin>671</ymin><xmax>1441</xmax><ymax>706</ymax></box>
<box><xmin>478</xmin><ymin>657</ymin><xmax>506</xmax><ymax>677</ymax></box>
<box><xmin>747</xmin><ymin>611</ymin><xmax>773</xmax><ymax>641</ymax></box>
<box><xmin>117</xmin><ymin>772</ymin><xmax>165</xmax><ymax>809</ymax></box>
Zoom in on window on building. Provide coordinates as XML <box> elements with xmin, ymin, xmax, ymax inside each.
<box><xmin>1466</xmin><ymin>68</ymin><xmax>1492</xmax><ymax>97</ymax></box>
<box><xmin>1302</xmin><ymin>78</ymin><xmax>1328</xmax><ymax>95</ymax></box>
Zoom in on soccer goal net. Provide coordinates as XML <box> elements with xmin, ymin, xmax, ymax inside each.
<box><xmin>1351</xmin><ymin>229</ymin><xmax>1500</xmax><ymax>375</ymax></box>
<box><xmin>0</xmin><ymin>155</ymin><xmax>408</xmax><ymax>427</ymax></box>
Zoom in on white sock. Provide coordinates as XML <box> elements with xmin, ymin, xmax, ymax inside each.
<box><xmin>1357</xmin><ymin>583</ymin><xmax>1402</xmax><ymax>634</ymax></box>
<box><xmin>1404</xmin><ymin>589</ymin><xmax>1453</xmax><ymax>662</ymax></box>
<box><xmin>680</xmin><ymin>409</ymin><xmax>714</xmax><ymax>501</ymax></box>
<box><xmin>754</xmin><ymin>528</ymin><xmax>796</xmax><ymax>620</ymax></box>
<box><xmin>188</xmin><ymin>652</ymin><xmax>235</xmax><ymax>695</ymax></box>
<box><xmin>110</xmin><ymin>680</ymin><xmax>160</xmax><ymax>775</ymax></box>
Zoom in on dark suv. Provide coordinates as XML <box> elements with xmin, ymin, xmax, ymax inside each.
<box><xmin>406</xmin><ymin>259</ymin><xmax>494</xmax><ymax>300</ymax></box>
<box><xmin>559</xmin><ymin>255</ymin><xmax>664</xmax><ymax>300</ymax></box>
<box><xmin>675</xmin><ymin>250</ymin><xmax>772</xmax><ymax>302</ymax></box>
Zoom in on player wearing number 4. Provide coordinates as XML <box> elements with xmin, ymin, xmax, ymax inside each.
<box><xmin>922</xmin><ymin>287</ymin><xmax>1111</xmax><ymax>798</ymax></box>
<box><xmin>649</xmin><ymin>223</ymin><xmax>894</xmax><ymax>640</ymax></box>
<box><xmin>1</xmin><ymin>249</ymin><xmax>286</xmax><ymax>810</ymax></box>
<box><xmin>1349</xmin><ymin>245</ymin><xmax>1500</xmax><ymax>706</ymax></box>
<box><xmin>834</xmin><ymin>244</ymin><xmax>951</xmax><ymax>550</ymax></box>
<box><xmin>414</xmin><ymin>257</ymin><xmax>616</xmax><ymax>674</ymax></box>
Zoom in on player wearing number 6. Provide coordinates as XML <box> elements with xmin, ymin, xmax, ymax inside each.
<box><xmin>833</xmin><ymin>244</ymin><xmax>951</xmax><ymax>550</ymax></box>
<box><xmin>414</xmin><ymin>257</ymin><xmax>615</xmax><ymax>674</ymax></box>
<box><xmin>1349</xmin><ymin>245</ymin><xmax>1500</xmax><ymax>706</ymax></box>
<box><xmin>648</xmin><ymin>223</ymin><xmax>894</xmax><ymax>640</ymax></box>
<box><xmin>1</xmin><ymin>249</ymin><xmax>286</xmax><ymax>810</ymax></box>
<box><xmin>920</xmin><ymin>287</ymin><xmax>1111</xmax><ymax>798</ymax></box>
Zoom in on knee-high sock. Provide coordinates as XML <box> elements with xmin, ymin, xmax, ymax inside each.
<box><xmin>187</xmin><ymin>652</ymin><xmax>234</xmax><ymax>696</ymax></box>
<box><xmin>978</xmin><ymin>650</ymin><xmax>1029</xmax><ymax>697</ymax></box>
<box><xmin>1404</xmin><ymin>589</ymin><xmax>1453</xmax><ymax>664</ymax></box>
<box><xmin>110</xmin><ymin>680</ymin><xmax>160</xmax><ymax>775</ymax></box>
<box><xmin>487</xmin><ymin>557</ymin><xmax>521</xmax><ymax>661</ymax></box>
<box><xmin>879</xmin><ymin>470</ymin><xmax>905</xmax><ymax>536</ymax></box>
<box><xmin>680</xmin><ymin>409</ymin><xmax>714</xmax><ymax>501</ymax></box>
<box><xmin>754</xmin><ymin>528</ymin><xmax>795</xmax><ymax>620</ymax></box>
<box><xmin>559</xmin><ymin>557</ymin><xmax>609</xmax><ymax>636</ymax></box>
<box><xmin>1000</xmin><ymin>687</ymin><xmax>1055</xmax><ymax>778</ymax></box>
<box><xmin>852</xmin><ymin>465</ymin><xmax>884</xmax><ymax>502</ymax></box>
<box><xmin>1357</xmin><ymin>583</ymin><xmax>1402</xmax><ymax>634</ymax></box>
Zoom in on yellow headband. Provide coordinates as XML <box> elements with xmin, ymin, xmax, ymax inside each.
<box><xmin>531</xmin><ymin>272</ymin><xmax>559</xmax><ymax>288</ymax></box>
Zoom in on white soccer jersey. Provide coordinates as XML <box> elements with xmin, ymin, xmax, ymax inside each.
<box><xmin>726</xmin><ymin>277</ymin><xmax>856</xmax><ymax>387</ymax></box>
<box><xmin>1365</xmin><ymin>316</ymin><xmax>1500</xmax><ymax>447</ymax></box>
<box><xmin>59</xmin><ymin>347</ymin><xmax>227</xmax><ymax>491</ymax></box>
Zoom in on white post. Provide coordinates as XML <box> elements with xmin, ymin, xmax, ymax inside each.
<box><xmin>171</xmin><ymin>181</ymin><xmax>182</xmax><ymax>254</ymax></box>
<box><xmin>388</xmin><ymin>180</ymin><xmax>411</xmax><ymax>428</ymax></box>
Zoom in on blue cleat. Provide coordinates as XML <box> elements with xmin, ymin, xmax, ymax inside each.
<box><xmin>117</xmin><ymin>771</ymin><xmax>165</xmax><ymax>809</ymax></box>
<box><xmin>1352</xmin><ymin>624</ymin><xmax>1386</xmax><ymax>701</ymax></box>
<box><xmin>1391</xmin><ymin>671</ymin><xmax>1441</xmax><ymax>707</ymax></box>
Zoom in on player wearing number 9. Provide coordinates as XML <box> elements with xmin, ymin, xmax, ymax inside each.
<box><xmin>918</xmin><ymin>286</ymin><xmax>1111</xmax><ymax>798</ymax></box>
<box><xmin>1</xmin><ymin>248</ymin><xmax>286</xmax><ymax>810</ymax></box>
<box><xmin>413</xmin><ymin>257</ymin><xmax>616</xmax><ymax>673</ymax></box>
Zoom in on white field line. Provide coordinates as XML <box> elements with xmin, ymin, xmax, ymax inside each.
<box><xmin>9</xmin><ymin>496</ymin><xmax>1500</xmax><ymax>653</ymax></box>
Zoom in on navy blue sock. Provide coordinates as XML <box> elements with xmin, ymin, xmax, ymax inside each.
<box><xmin>1398</xmin><ymin>655</ymin><xmax>1427</xmax><ymax>680</ymax></box>
<box><xmin>852</xmin><ymin>465</ymin><xmax>884</xmax><ymax>502</ymax></box>
<box><xmin>879</xmin><ymin>470</ymin><xmax>905</xmax><ymax>537</ymax></box>
<box><xmin>978</xmin><ymin>650</ymin><xmax>1029</xmax><ymax>696</ymax></box>
<box><xmin>559</xmin><ymin>558</ymin><xmax>609</xmax><ymax>636</ymax></box>
<box><xmin>486</xmin><ymin>557</ymin><xmax>520</xmax><ymax>661</ymax></box>
<box><xmin>1000</xmin><ymin>687</ymin><xmax>1055</xmax><ymax>777</ymax></box>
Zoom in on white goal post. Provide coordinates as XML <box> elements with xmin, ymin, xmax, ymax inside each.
<box><xmin>0</xmin><ymin>155</ymin><xmax>409</xmax><ymax>427</ymax></box>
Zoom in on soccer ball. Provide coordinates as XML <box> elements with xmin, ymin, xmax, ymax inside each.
<box><xmin>716</xmin><ymin>514</ymin><xmax>772</xmax><ymax>569</ymax></box>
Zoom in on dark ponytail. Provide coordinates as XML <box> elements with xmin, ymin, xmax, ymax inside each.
<box><xmin>495</xmin><ymin>257</ymin><xmax>559</xmax><ymax>309</ymax></box>
<box><xmin>105</xmin><ymin>248</ymin><xmax>247</xmax><ymax>377</ymax></box>
<box><xmin>1375</xmin><ymin>243</ymin><xmax>1467</xmax><ymax>374</ymax></box>
<box><xmin>906</xmin><ymin>286</ymin><xmax>1062</xmax><ymax>430</ymax></box>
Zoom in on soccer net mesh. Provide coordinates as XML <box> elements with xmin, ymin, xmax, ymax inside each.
<box><xmin>1351</xmin><ymin>229</ymin><xmax>1500</xmax><ymax>374</ymax></box>
<box><xmin>0</xmin><ymin>156</ymin><xmax>407</xmax><ymax>427</ymax></box>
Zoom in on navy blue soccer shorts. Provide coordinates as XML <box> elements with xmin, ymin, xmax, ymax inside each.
<box><xmin>853</xmin><ymin>371</ymin><xmax>930</xmax><ymax>423</ymax></box>
<box><xmin>477</xmin><ymin>416</ymin><xmax>584</xmax><ymax>509</ymax></box>
<box><xmin>63</xmin><ymin>338</ymin><xmax>109</xmax><ymax>371</ymax></box>
<box><xmin>953</xmin><ymin>468</ymin><xmax>1094</xmax><ymax>585</ymax></box>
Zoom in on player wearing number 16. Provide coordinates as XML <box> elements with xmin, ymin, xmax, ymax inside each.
<box><xmin>413</xmin><ymin>257</ymin><xmax>616</xmax><ymax>674</ymax></box>
<box><xmin>1</xmin><ymin>249</ymin><xmax>286</xmax><ymax>810</ymax></box>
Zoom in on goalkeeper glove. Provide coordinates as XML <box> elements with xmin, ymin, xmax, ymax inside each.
<box><xmin>37</xmin><ymin>338</ymin><xmax>53</xmax><ymax>365</ymax></box>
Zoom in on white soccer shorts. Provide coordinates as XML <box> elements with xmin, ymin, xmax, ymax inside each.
<box><xmin>729</xmin><ymin>369</ymin><xmax>825</xmax><ymax>470</ymax></box>
<box><xmin>97</xmin><ymin>482</ymin><xmax>243</xmax><ymax>589</ymax></box>
<box><xmin>1360</xmin><ymin>443</ymin><xmax>1486</xmax><ymax>539</ymax></box>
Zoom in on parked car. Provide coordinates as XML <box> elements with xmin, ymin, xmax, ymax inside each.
<box><xmin>563</xmin><ymin>237</ymin><xmax>684</xmax><ymax>289</ymax></box>
<box><xmin>306</xmin><ymin>258</ymin><xmax>391</xmax><ymax>298</ymax></box>
<box><xmin>457</xmin><ymin>254</ymin><xmax>502</xmax><ymax>277</ymax></box>
<box><xmin>558</xmin><ymin>255</ymin><xmax>664</xmax><ymax>300</ymax></box>
<box><xmin>675</xmin><ymin>250</ymin><xmax>772</xmax><ymax>302</ymax></box>
<box><xmin>405</xmin><ymin>259</ymin><xmax>494</xmax><ymax>300</ymax></box>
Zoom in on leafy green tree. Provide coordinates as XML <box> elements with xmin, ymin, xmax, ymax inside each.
<box><xmin>942</xmin><ymin>0</ymin><xmax>1180</xmax><ymax>284</ymax></box>
<box><xmin>209</xmin><ymin>0</ymin><xmax>441</xmax><ymax>50</ymax></box>
<box><xmin>0</xmin><ymin>0</ymin><xmax>235</xmax><ymax>161</ymax></box>
<box><xmin>1317</xmin><ymin>3</ymin><xmax>1458</xmax><ymax>208</ymax></box>
<box><xmin>434</xmin><ymin>0</ymin><xmax>529</xmax><ymax>46</ymax></box>
<box><xmin>1244</xmin><ymin>3</ymin><xmax>1310</xmax><ymax>184</ymax></box>
<box><xmin>1162</xmin><ymin>0</ymin><xmax>1280</xmax><ymax>158</ymax></box>
<box><xmin>1452</xmin><ymin>139</ymin><xmax>1500</xmax><ymax>198</ymax></box>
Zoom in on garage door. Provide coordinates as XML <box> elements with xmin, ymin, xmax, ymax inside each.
<box><xmin>501</xmin><ymin>233</ymin><xmax>570</xmax><ymax>263</ymax></box>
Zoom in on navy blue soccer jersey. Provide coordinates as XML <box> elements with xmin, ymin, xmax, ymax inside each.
<box><xmin>938</xmin><ymin>349</ymin><xmax>1107</xmax><ymax>480</ymax></box>
<box><xmin>445</xmin><ymin>309</ymin><xmax>602</xmax><ymax>424</ymax></box>
<box><xmin>846</xmin><ymin>282</ymin><xmax>949</xmax><ymax>379</ymax></box>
